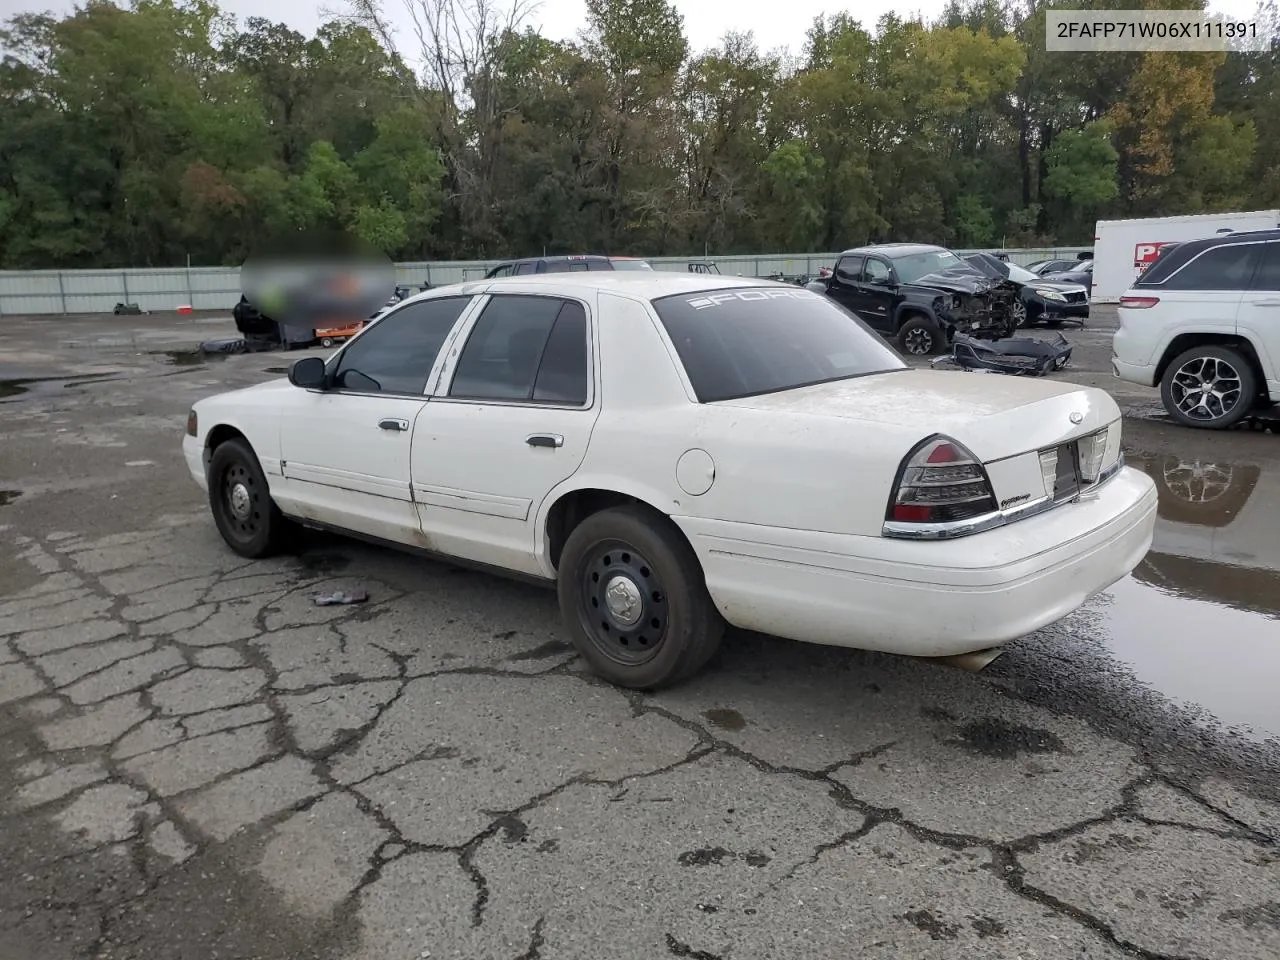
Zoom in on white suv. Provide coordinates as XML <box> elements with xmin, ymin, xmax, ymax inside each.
<box><xmin>1112</xmin><ymin>229</ymin><xmax>1280</xmax><ymax>429</ymax></box>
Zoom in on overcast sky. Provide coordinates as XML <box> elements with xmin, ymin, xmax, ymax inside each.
<box><xmin>3</xmin><ymin>0</ymin><xmax>1267</xmax><ymax>59</ymax></box>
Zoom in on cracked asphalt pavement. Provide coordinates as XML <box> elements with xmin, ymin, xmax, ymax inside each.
<box><xmin>2</xmin><ymin>310</ymin><xmax>1279</xmax><ymax>960</ymax></box>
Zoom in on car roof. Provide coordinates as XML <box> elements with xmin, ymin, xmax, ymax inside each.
<box><xmin>494</xmin><ymin>254</ymin><xmax>611</xmax><ymax>265</ymax></box>
<box><xmin>1190</xmin><ymin>227</ymin><xmax>1280</xmax><ymax>246</ymax></box>
<box><xmin>399</xmin><ymin>272</ymin><xmax>787</xmax><ymax>305</ymax></box>
<box><xmin>838</xmin><ymin>243</ymin><xmax>947</xmax><ymax>258</ymax></box>
<box><xmin>1156</xmin><ymin>228</ymin><xmax>1280</xmax><ymax>263</ymax></box>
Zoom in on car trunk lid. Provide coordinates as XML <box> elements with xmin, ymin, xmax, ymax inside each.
<box><xmin>712</xmin><ymin>370</ymin><xmax>1123</xmax><ymax>511</ymax></box>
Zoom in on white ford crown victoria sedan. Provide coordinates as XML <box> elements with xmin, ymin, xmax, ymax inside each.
<box><xmin>183</xmin><ymin>273</ymin><xmax>1157</xmax><ymax>688</ymax></box>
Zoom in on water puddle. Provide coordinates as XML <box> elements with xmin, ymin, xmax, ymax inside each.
<box><xmin>148</xmin><ymin>350</ymin><xmax>228</xmax><ymax>366</ymax></box>
<box><xmin>0</xmin><ymin>372</ymin><xmax>120</xmax><ymax>401</ymax></box>
<box><xmin>703</xmin><ymin>708</ymin><xmax>747</xmax><ymax>731</ymax></box>
<box><xmin>1093</xmin><ymin>452</ymin><xmax>1280</xmax><ymax>740</ymax></box>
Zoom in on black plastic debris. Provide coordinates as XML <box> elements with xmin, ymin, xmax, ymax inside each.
<box><xmin>931</xmin><ymin>332</ymin><xmax>1072</xmax><ymax>376</ymax></box>
<box><xmin>312</xmin><ymin>589</ymin><xmax>369</xmax><ymax>606</ymax></box>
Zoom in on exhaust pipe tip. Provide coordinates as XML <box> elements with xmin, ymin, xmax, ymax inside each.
<box><xmin>921</xmin><ymin>647</ymin><xmax>1006</xmax><ymax>673</ymax></box>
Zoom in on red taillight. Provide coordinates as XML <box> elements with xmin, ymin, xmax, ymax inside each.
<box><xmin>1119</xmin><ymin>296</ymin><xmax>1159</xmax><ymax>309</ymax></box>
<box><xmin>885</xmin><ymin>435</ymin><xmax>998</xmax><ymax>531</ymax></box>
<box><xmin>925</xmin><ymin>441</ymin><xmax>964</xmax><ymax>463</ymax></box>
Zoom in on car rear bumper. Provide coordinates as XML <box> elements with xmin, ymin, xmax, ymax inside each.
<box><xmin>1111</xmin><ymin>357</ymin><xmax>1156</xmax><ymax>386</ymax></box>
<box><xmin>677</xmin><ymin>466</ymin><xmax>1157</xmax><ymax>658</ymax></box>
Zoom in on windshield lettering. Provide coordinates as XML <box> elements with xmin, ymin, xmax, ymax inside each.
<box><xmin>686</xmin><ymin>289</ymin><xmax>822</xmax><ymax>310</ymax></box>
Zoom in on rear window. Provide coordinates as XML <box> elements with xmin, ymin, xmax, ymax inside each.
<box><xmin>1142</xmin><ymin>242</ymin><xmax>1259</xmax><ymax>290</ymax></box>
<box><xmin>1134</xmin><ymin>244</ymin><xmax>1186</xmax><ymax>285</ymax></box>
<box><xmin>650</xmin><ymin>287</ymin><xmax>907</xmax><ymax>403</ymax></box>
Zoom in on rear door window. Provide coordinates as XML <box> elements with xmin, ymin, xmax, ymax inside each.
<box><xmin>448</xmin><ymin>296</ymin><xmax>590</xmax><ymax>405</ymax></box>
<box><xmin>833</xmin><ymin>256</ymin><xmax>862</xmax><ymax>284</ymax></box>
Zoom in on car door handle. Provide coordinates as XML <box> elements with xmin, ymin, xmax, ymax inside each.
<box><xmin>378</xmin><ymin>418</ymin><xmax>409</xmax><ymax>432</ymax></box>
<box><xmin>526</xmin><ymin>433</ymin><xmax>564</xmax><ymax>448</ymax></box>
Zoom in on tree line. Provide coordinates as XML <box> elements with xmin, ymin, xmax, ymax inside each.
<box><xmin>0</xmin><ymin>0</ymin><xmax>1277</xmax><ymax>269</ymax></box>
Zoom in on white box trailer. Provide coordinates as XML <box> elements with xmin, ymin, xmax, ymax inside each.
<box><xmin>1090</xmin><ymin>209</ymin><xmax>1280</xmax><ymax>303</ymax></box>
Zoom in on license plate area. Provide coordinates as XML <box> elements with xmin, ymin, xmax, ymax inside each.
<box><xmin>1039</xmin><ymin>442</ymin><xmax>1082</xmax><ymax>503</ymax></box>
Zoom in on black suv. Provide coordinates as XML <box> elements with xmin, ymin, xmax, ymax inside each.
<box><xmin>807</xmin><ymin>243</ymin><xmax>1012</xmax><ymax>355</ymax></box>
<box><xmin>484</xmin><ymin>255</ymin><xmax>653</xmax><ymax>278</ymax></box>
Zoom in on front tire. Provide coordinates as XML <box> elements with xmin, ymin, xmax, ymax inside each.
<box><xmin>1160</xmin><ymin>345</ymin><xmax>1257</xmax><ymax>430</ymax></box>
<box><xmin>207</xmin><ymin>438</ymin><xmax>290</xmax><ymax>558</ymax></box>
<box><xmin>557</xmin><ymin>506</ymin><xmax>724</xmax><ymax>690</ymax></box>
<box><xmin>897</xmin><ymin>316</ymin><xmax>944</xmax><ymax>356</ymax></box>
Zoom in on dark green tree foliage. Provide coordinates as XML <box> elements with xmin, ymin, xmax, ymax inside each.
<box><xmin>0</xmin><ymin>0</ymin><xmax>1275</xmax><ymax>267</ymax></box>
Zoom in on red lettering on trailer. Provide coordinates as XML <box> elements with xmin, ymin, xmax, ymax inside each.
<box><xmin>1134</xmin><ymin>242</ymin><xmax>1173</xmax><ymax>271</ymax></box>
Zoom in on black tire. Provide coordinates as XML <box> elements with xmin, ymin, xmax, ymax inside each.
<box><xmin>321</xmin><ymin>337</ymin><xmax>333</xmax><ymax>347</ymax></box>
<box><xmin>1159</xmin><ymin>345</ymin><xmax>1258</xmax><ymax>430</ymax></box>
<box><xmin>207</xmin><ymin>437</ymin><xmax>290</xmax><ymax>558</ymax></box>
<box><xmin>897</xmin><ymin>315</ymin><xmax>944</xmax><ymax>356</ymax></box>
<box><xmin>557</xmin><ymin>505</ymin><xmax>724</xmax><ymax>690</ymax></box>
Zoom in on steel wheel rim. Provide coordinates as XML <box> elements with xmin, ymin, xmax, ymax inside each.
<box><xmin>1169</xmin><ymin>356</ymin><xmax>1243</xmax><ymax>422</ymax></box>
<box><xmin>904</xmin><ymin>327</ymin><xmax>933</xmax><ymax>355</ymax></box>
<box><xmin>220</xmin><ymin>462</ymin><xmax>263</xmax><ymax>541</ymax></box>
<box><xmin>576</xmin><ymin>539</ymin><xmax>668</xmax><ymax>666</ymax></box>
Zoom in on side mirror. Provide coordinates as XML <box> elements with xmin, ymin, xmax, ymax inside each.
<box><xmin>289</xmin><ymin>356</ymin><xmax>327</xmax><ymax>389</ymax></box>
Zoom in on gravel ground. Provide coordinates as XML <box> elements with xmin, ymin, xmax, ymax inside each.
<box><xmin>1</xmin><ymin>306</ymin><xmax>1278</xmax><ymax>960</ymax></box>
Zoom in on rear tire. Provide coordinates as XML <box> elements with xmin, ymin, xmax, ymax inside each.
<box><xmin>207</xmin><ymin>438</ymin><xmax>291</xmax><ymax>558</ymax></box>
<box><xmin>557</xmin><ymin>506</ymin><xmax>724</xmax><ymax>690</ymax></box>
<box><xmin>1160</xmin><ymin>345</ymin><xmax>1257</xmax><ymax>430</ymax></box>
<box><xmin>897</xmin><ymin>316</ymin><xmax>944</xmax><ymax>356</ymax></box>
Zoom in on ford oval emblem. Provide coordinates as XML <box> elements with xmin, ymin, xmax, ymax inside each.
<box><xmin>1069</xmin><ymin>411</ymin><xmax>1084</xmax><ymax>424</ymax></box>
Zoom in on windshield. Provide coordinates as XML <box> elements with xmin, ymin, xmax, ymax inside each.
<box><xmin>611</xmin><ymin>259</ymin><xmax>653</xmax><ymax>271</ymax></box>
<box><xmin>650</xmin><ymin>287</ymin><xmax>907</xmax><ymax>403</ymax></box>
<box><xmin>891</xmin><ymin>249</ymin><xmax>965</xmax><ymax>284</ymax></box>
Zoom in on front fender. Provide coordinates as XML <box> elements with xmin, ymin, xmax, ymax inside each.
<box><xmin>892</xmin><ymin>300</ymin><xmax>942</xmax><ymax>332</ymax></box>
